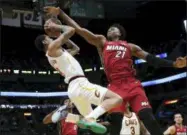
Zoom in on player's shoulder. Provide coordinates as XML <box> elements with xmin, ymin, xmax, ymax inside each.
<box><xmin>120</xmin><ymin>40</ymin><xmax>128</xmax><ymax>44</ymax></box>
<box><xmin>127</xmin><ymin>42</ymin><xmax>136</xmax><ymax>48</ymax></box>
<box><xmin>170</xmin><ymin>125</ymin><xmax>176</xmax><ymax>128</ymax></box>
<box><xmin>123</xmin><ymin>112</ymin><xmax>136</xmax><ymax>119</ymax></box>
<box><xmin>96</xmin><ymin>34</ymin><xmax>106</xmax><ymax>39</ymax></box>
<box><xmin>94</xmin><ymin>34</ymin><xmax>106</xmax><ymax>47</ymax></box>
<box><xmin>46</xmin><ymin>48</ymin><xmax>64</xmax><ymax>58</ymax></box>
<box><xmin>169</xmin><ymin>125</ymin><xmax>176</xmax><ymax>132</ymax></box>
<box><xmin>130</xmin><ymin>112</ymin><xmax>136</xmax><ymax>117</ymax></box>
<box><xmin>120</xmin><ymin>41</ymin><xmax>132</xmax><ymax>50</ymax></box>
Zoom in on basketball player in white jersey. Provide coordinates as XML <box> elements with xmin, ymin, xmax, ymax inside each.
<box><xmin>34</xmin><ymin>19</ymin><xmax>122</xmax><ymax>134</ymax></box>
<box><xmin>120</xmin><ymin>103</ymin><xmax>150</xmax><ymax>135</ymax></box>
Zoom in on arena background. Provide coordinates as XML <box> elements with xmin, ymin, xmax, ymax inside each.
<box><xmin>0</xmin><ymin>0</ymin><xmax>186</xmax><ymax>135</ymax></box>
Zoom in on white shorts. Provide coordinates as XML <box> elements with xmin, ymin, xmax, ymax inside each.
<box><xmin>67</xmin><ymin>77</ymin><xmax>108</xmax><ymax>117</ymax></box>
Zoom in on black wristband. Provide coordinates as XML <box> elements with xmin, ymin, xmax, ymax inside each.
<box><xmin>146</xmin><ymin>54</ymin><xmax>174</xmax><ymax>67</ymax></box>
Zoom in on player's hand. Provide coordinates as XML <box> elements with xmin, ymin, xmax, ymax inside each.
<box><xmin>43</xmin><ymin>112</ymin><xmax>53</xmax><ymax>124</ymax></box>
<box><xmin>173</xmin><ymin>56</ymin><xmax>187</xmax><ymax>68</ymax></box>
<box><xmin>44</xmin><ymin>20</ymin><xmax>61</xmax><ymax>31</ymax></box>
<box><xmin>44</xmin><ymin>6</ymin><xmax>60</xmax><ymax>16</ymax></box>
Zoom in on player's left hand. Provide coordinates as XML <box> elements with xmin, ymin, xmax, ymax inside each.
<box><xmin>173</xmin><ymin>56</ymin><xmax>187</xmax><ymax>68</ymax></box>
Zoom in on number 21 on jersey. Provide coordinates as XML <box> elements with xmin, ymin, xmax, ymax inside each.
<box><xmin>115</xmin><ymin>50</ymin><xmax>126</xmax><ymax>58</ymax></box>
<box><xmin>115</xmin><ymin>47</ymin><xmax>127</xmax><ymax>58</ymax></box>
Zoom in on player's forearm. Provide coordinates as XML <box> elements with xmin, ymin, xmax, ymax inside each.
<box><xmin>66</xmin><ymin>40</ymin><xmax>80</xmax><ymax>51</ymax></box>
<box><xmin>131</xmin><ymin>44</ymin><xmax>175</xmax><ymax>68</ymax></box>
<box><xmin>145</xmin><ymin>54</ymin><xmax>175</xmax><ymax>67</ymax></box>
<box><xmin>66</xmin><ymin>40</ymin><xmax>80</xmax><ymax>56</ymax></box>
<box><xmin>58</xmin><ymin>10</ymin><xmax>91</xmax><ymax>40</ymax></box>
<box><xmin>59</xmin><ymin>25</ymin><xmax>75</xmax><ymax>44</ymax></box>
<box><xmin>61</xmin><ymin>25</ymin><xmax>74</xmax><ymax>34</ymax></box>
<box><xmin>49</xmin><ymin>25</ymin><xmax>75</xmax><ymax>51</ymax></box>
<box><xmin>52</xmin><ymin>24</ymin><xmax>75</xmax><ymax>36</ymax></box>
<box><xmin>58</xmin><ymin>9</ymin><xmax>105</xmax><ymax>46</ymax></box>
<box><xmin>58</xmin><ymin>10</ymin><xmax>82</xmax><ymax>31</ymax></box>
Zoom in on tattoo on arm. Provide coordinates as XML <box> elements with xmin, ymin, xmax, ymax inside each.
<box><xmin>48</xmin><ymin>25</ymin><xmax>75</xmax><ymax>51</ymax></box>
<box><xmin>66</xmin><ymin>40</ymin><xmax>80</xmax><ymax>56</ymax></box>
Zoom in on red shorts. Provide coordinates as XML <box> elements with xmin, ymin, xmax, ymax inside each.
<box><xmin>61</xmin><ymin>119</ymin><xmax>78</xmax><ymax>135</ymax></box>
<box><xmin>108</xmin><ymin>77</ymin><xmax>151</xmax><ymax>114</ymax></box>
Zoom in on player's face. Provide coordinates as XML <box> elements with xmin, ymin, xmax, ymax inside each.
<box><xmin>174</xmin><ymin>114</ymin><xmax>183</xmax><ymax>124</ymax></box>
<box><xmin>107</xmin><ymin>27</ymin><xmax>121</xmax><ymax>40</ymax></box>
<box><xmin>44</xmin><ymin>19</ymin><xmax>61</xmax><ymax>38</ymax></box>
<box><xmin>43</xmin><ymin>36</ymin><xmax>53</xmax><ymax>45</ymax></box>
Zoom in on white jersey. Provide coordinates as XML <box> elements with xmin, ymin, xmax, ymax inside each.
<box><xmin>46</xmin><ymin>50</ymin><xmax>84</xmax><ymax>83</ymax></box>
<box><xmin>120</xmin><ymin>112</ymin><xmax>140</xmax><ymax>135</ymax></box>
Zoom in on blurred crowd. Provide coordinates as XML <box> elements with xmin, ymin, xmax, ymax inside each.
<box><xmin>1</xmin><ymin>39</ymin><xmax>185</xmax><ymax>70</ymax></box>
<box><xmin>0</xmin><ymin>101</ymin><xmax>186</xmax><ymax>135</ymax></box>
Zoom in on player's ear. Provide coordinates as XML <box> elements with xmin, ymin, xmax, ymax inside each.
<box><xmin>118</xmin><ymin>31</ymin><xmax>121</xmax><ymax>36</ymax></box>
<box><xmin>42</xmin><ymin>40</ymin><xmax>47</xmax><ymax>45</ymax></box>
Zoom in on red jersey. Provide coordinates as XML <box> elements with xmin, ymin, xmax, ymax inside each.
<box><xmin>60</xmin><ymin>119</ymin><xmax>77</xmax><ymax>135</ymax></box>
<box><xmin>174</xmin><ymin>125</ymin><xmax>187</xmax><ymax>135</ymax></box>
<box><xmin>103</xmin><ymin>40</ymin><xmax>135</xmax><ymax>82</ymax></box>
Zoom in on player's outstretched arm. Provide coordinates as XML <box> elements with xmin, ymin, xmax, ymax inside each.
<box><xmin>47</xmin><ymin>21</ymin><xmax>75</xmax><ymax>52</ymax></box>
<box><xmin>129</xmin><ymin>43</ymin><xmax>187</xmax><ymax>68</ymax></box>
<box><xmin>66</xmin><ymin>40</ymin><xmax>80</xmax><ymax>56</ymax></box>
<box><xmin>43</xmin><ymin>106</ymin><xmax>69</xmax><ymax>124</ymax></box>
<box><xmin>163</xmin><ymin>126</ymin><xmax>175</xmax><ymax>135</ymax></box>
<box><xmin>44</xmin><ymin>6</ymin><xmax>106</xmax><ymax>47</ymax></box>
<box><xmin>43</xmin><ymin>110</ymin><xmax>56</xmax><ymax>124</ymax></box>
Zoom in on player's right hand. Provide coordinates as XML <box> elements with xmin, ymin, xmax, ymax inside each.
<box><xmin>44</xmin><ymin>6</ymin><xmax>60</xmax><ymax>16</ymax></box>
<box><xmin>173</xmin><ymin>56</ymin><xmax>187</xmax><ymax>68</ymax></box>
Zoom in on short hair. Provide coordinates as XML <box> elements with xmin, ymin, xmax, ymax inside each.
<box><xmin>174</xmin><ymin>112</ymin><xmax>183</xmax><ymax>118</ymax></box>
<box><xmin>110</xmin><ymin>23</ymin><xmax>126</xmax><ymax>40</ymax></box>
<box><xmin>35</xmin><ymin>35</ymin><xmax>46</xmax><ymax>51</ymax></box>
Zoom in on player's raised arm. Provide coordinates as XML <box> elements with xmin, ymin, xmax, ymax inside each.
<box><xmin>46</xmin><ymin>20</ymin><xmax>75</xmax><ymax>52</ymax></box>
<box><xmin>66</xmin><ymin>40</ymin><xmax>80</xmax><ymax>56</ymax></box>
<box><xmin>44</xmin><ymin>6</ymin><xmax>106</xmax><ymax>47</ymax></box>
<box><xmin>129</xmin><ymin>43</ymin><xmax>187</xmax><ymax>68</ymax></box>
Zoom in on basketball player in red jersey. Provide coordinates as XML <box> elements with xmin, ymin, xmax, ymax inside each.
<box><xmin>43</xmin><ymin>7</ymin><xmax>187</xmax><ymax>135</ymax></box>
<box><xmin>43</xmin><ymin>99</ymin><xmax>78</xmax><ymax>135</ymax></box>
<box><xmin>164</xmin><ymin>113</ymin><xmax>187</xmax><ymax>135</ymax></box>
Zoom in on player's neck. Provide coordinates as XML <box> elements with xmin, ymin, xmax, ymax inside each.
<box><xmin>108</xmin><ymin>37</ymin><xmax>120</xmax><ymax>41</ymax></box>
<box><xmin>124</xmin><ymin>110</ymin><xmax>132</xmax><ymax>118</ymax></box>
<box><xmin>175</xmin><ymin>123</ymin><xmax>183</xmax><ymax>127</ymax></box>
